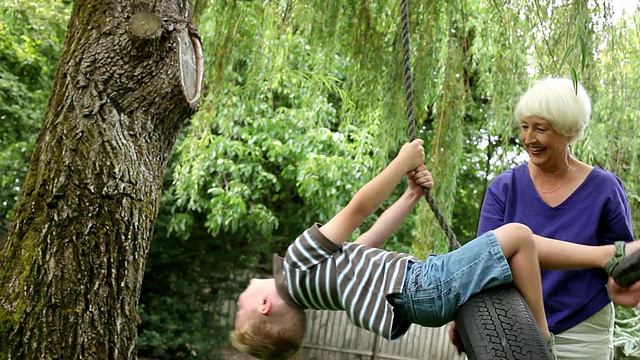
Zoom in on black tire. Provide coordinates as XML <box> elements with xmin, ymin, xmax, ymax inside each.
<box><xmin>455</xmin><ymin>284</ymin><xmax>554</xmax><ymax>360</ymax></box>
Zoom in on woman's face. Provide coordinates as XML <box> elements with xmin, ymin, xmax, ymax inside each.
<box><xmin>519</xmin><ymin>116</ymin><xmax>570</xmax><ymax>168</ymax></box>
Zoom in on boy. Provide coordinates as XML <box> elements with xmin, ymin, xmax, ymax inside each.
<box><xmin>231</xmin><ymin>139</ymin><xmax>640</xmax><ymax>359</ymax></box>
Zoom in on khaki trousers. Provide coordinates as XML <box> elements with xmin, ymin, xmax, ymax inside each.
<box><xmin>554</xmin><ymin>303</ymin><xmax>615</xmax><ymax>360</ymax></box>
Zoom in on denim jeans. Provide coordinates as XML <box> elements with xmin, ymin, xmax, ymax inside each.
<box><xmin>389</xmin><ymin>231</ymin><xmax>513</xmax><ymax>327</ymax></box>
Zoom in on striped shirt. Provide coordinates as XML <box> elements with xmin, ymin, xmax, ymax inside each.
<box><xmin>273</xmin><ymin>223</ymin><xmax>416</xmax><ymax>340</ymax></box>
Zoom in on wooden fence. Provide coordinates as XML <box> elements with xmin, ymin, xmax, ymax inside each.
<box><xmin>301</xmin><ymin>309</ymin><xmax>464</xmax><ymax>360</ymax></box>
<box><xmin>221</xmin><ymin>300</ymin><xmax>465</xmax><ymax>360</ymax></box>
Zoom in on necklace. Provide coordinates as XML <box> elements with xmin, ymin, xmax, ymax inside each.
<box><xmin>535</xmin><ymin>166</ymin><xmax>571</xmax><ymax>194</ymax></box>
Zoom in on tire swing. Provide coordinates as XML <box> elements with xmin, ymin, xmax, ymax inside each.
<box><xmin>398</xmin><ymin>1</ymin><xmax>554</xmax><ymax>359</ymax></box>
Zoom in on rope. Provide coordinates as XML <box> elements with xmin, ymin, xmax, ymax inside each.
<box><xmin>400</xmin><ymin>0</ymin><xmax>460</xmax><ymax>250</ymax></box>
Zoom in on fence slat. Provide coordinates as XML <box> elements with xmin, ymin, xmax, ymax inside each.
<box><xmin>299</xmin><ymin>309</ymin><xmax>465</xmax><ymax>360</ymax></box>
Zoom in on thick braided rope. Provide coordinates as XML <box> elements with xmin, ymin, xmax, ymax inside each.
<box><xmin>400</xmin><ymin>0</ymin><xmax>460</xmax><ymax>250</ymax></box>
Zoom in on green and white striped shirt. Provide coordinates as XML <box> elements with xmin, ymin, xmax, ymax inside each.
<box><xmin>273</xmin><ymin>223</ymin><xmax>416</xmax><ymax>340</ymax></box>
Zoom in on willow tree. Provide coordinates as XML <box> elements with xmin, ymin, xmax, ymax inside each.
<box><xmin>139</xmin><ymin>0</ymin><xmax>640</xmax><ymax>355</ymax></box>
<box><xmin>176</xmin><ymin>0</ymin><xmax>640</xmax><ymax>257</ymax></box>
<box><xmin>0</xmin><ymin>0</ymin><xmax>203</xmax><ymax>358</ymax></box>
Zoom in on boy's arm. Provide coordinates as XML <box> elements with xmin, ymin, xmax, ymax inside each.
<box><xmin>319</xmin><ymin>140</ymin><xmax>425</xmax><ymax>245</ymax></box>
<box><xmin>355</xmin><ymin>166</ymin><xmax>433</xmax><ymax>248</ymax></box>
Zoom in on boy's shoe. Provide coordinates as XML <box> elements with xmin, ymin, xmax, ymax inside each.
<box><xmin>606</xmin><ymin>241</ymin><xmax>640</xmax><ymax>287</ymax></box>
<box><xmin>547</xmin><ymin>333</ymin><xmax>558</xmax><ymax>360</ymax></box>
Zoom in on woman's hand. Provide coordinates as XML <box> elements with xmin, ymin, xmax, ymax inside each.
<box><xmin>448</xmin><ymin>322</ymin><xmax>466</xmax><ymax>355</ymax></box>
<box><xmin>608</xmin><ymin>277</ymin><xmax>640</xmax><ymax>308</ymax></box>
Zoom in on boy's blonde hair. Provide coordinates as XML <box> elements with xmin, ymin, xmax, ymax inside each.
<box><xmin>231</xmin><ymin>304</ymin><xmax>306</xmax><ymax>360</ymax></box>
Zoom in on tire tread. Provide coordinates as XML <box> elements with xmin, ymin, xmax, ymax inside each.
<box><xmin>455</xmin><ymin>285</ymin><xmax>553</xmax><ymax>360</ymax></box>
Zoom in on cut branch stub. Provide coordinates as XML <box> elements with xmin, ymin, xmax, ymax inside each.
<box><xmin>178</xmin><ymin>26</ymin><xmax>204</xmax><ymax>108</ymax></box>
<box><xmin>129</xmin><ymin>11</ymin><xmax>161</xmax><ymax>38</ymax></box>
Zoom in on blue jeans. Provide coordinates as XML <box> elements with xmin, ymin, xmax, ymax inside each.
<box><xmin>389</xmin><ymin>231</ymin><xmax>512</xmax><ymax>327</ymax></box>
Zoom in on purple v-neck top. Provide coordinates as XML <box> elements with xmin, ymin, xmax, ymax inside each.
<box><xmin>478</xmin><ymin>164</ymin><xmax>633</xmax><ymax>334</ymax></box>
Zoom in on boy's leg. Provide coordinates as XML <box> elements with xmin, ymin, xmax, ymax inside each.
<box><xmin>492</xmin><ymin>223</ymin><xmax>551</xmax><ymax>340</ymax></box>
<box><xmin>399</xmin><ymin>230</ymin><xmax>513</xmax><ymax>328</ymax></box>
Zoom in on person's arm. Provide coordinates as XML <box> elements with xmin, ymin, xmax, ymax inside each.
<box><xmin>319</xmin><ymin>140</ymin><xmax>425</xmax><ymax>245</ymax></box>
<box><xmin>608</xmin><ymin>277</ymin><xmax>640</xmax><ymax>308</ymax></box>
<box><xmin>355</xmin><ymin>165</ymin><xmax>433</xmax><ymax>248</ymax></box>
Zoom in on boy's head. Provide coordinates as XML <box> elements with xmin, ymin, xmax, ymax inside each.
<box><xmin>231</xmin><ymin>278</ymin><xmax>307</xmax><ymax>360</ymax></box>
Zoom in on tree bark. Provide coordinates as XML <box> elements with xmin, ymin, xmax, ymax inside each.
<box><xmin>0</xmin><ymin>0</ymin><xmax>202</xmax><ymax>358</ymax></box>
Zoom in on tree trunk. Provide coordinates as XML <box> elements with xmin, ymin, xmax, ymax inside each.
<box><xmin>0</xmin><ymin>0</ymin><xmax>203</xmax><ymax>358</ymax></box>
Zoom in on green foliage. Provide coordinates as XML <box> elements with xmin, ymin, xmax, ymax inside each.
<box><xmin>138</xmin><ymin>169</ymin><xmax>227</xmax><ymax>360</ymax></box>
<box><xmin>614</xmin><ymin>305</ymin><xmax>640</xmax><ymax>358</ymax></box>
<box><xmin>0</xmin><ymin>0</ymin><xmax>70</xmax><ymax>223</ymax></box>
<box><xmin>173</xmin><ymin>1</ymin><xmax>402</xmax><ymax>247</ymax></box>
<box><xmin>139</xmin><ymin>2</ymin><xmax>405</xmax><ymax>357</ymax></box>
<box><xmin>5</xmin><ymin>0</ymin><xmax>640</xmax><ymax>358</ymax></box>
<box><xmin>148</xmin><ymin>1</ymin><xmax>640</xmax><ymax>357</ymax></box>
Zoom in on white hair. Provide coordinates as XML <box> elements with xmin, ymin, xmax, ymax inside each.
<box><xmin>514</xmin><ymin>77</ymin><xmax>591</xmax><ymax>144</ymax></box>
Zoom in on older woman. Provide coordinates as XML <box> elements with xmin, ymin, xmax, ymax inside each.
<box><xmin>477</xmin><ymin>77</ymin><xmax>634</xmax><ymax>359</ymax></box>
